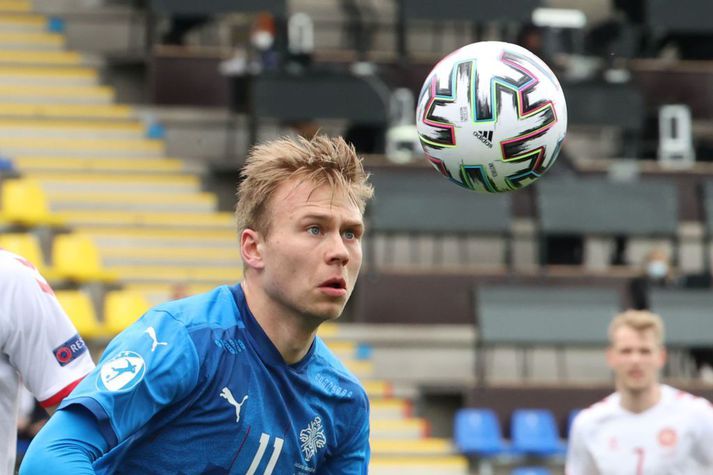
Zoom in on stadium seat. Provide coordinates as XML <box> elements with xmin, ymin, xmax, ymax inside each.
<box><xmin>0</xmin><ymin>232</ymin><xmax>59</xmax><ymax>281</ymax></box>
<box><xmin>103</xmin><ymin>289</ymin><xmax>151</xmax><ymax>335</ymax></box>
<box><xmin>511</xmin><ymin>467</ymin><xmax>552</xmax><ymax>475</ymax></box>
<box><xmin>54</xmin><ymin>290</ymin><xmax>106</xmax><ymax>340</ymax></box>
<box><xmin>52</xmin><ymin>233</ymin><xmax>117</xmax><ymax>283</ymax></box>
<box><xmin>0</xmin><ymin>178</ymin><xmax>63</xmax><ymax>226</ymax></box>
<box><xmin>510</xmin><ymin>409</ymin><xmax>565</xmax><ymax>457</ymax></box>
<box><xmin>367</xmin><ymin>168</ymin><xmax>511</xmax><ymax>270</ymax></box>
<box><xmin>453</xmin><ymin>408</ymin><xmax>507</xmax><ymax>456</ymax></box>
<box><xmin>567</xmin><ymin>409</ymin><xmax>581</xmax><ymax>437</ymax></box>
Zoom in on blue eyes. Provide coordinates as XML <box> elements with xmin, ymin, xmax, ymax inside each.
<box><xmin>306</xmin><ymin>226</ymin><xmax>358</xmax><ymax>240</ymax></box>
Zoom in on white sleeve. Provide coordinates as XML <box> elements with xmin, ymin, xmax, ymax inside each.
<box><xmin>565</xmin><ymin>414</ymin><xmax>600</xmax><ymax>475</ymax></box>
<box><xmin>0</xmin><ymin>257</ymin><xmax>95</xmax><ymax>406</ymax></box>
<box><xmin>692</xmin><ymin>397</ymin><xmax>713</xmax><ymax>466</ymax></box>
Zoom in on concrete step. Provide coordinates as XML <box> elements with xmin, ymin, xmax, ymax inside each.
<box><xmin>77</xmin><ymin>227</ymin><xmax>235</xmax><ymax>248</ymax></box>
<box><xmin>370</xmin><ymin>418</ymin><xmax>429</xmax><ymax>440</ymax></box>
<box><xmin>47</xmin><ymin>191</ymin><xmax>217</xmax><ymax>213</ymax></box>
<box><xmin>0</xmin><ymin>1</ymin><xmax>32</xmax><ymax>14</ymax></box>
<box><xmin>0</xmin><ymin>65</ymin><xmax>97</xmax><ymax>85</ymax></box>
<box><xmin>371</xmin><ymin>438</ymin><xmax>457</xmax><ymax>457</ymax></box>
<box><xmin>0</xmin><ymin>14</ymin><xmax>45</xmax><ymax>33</ymax></box>
<box><xmin>370</xmin><ymin>456</ymin><xmax>468</xmax><ymax>475</ymax></box>
<box><xmin>13</xmin><ymin>156</ymin><xmax>185</xmax><ymax>173</ymax></box>
<box><xmin>106</xmin><ymin>264</ymin><xmax>241</xmax><ymax>286</ymax></box>
<box><xmin>0</xmin><ymin>137</ymin><xmax>164</xmax><ymax>157</ymax></box>
<box><xmin>0</xmin><ymin>103</ymin><xmax>133</xmax><ymax>119</ymax></box>
<box><xmin>0</xmin><ymin>84</ymin><xmax>114</xmax><ymax>103</ymax></box>
<box><xmin>0</xmin><ymin>49</ymin><xmax>83</xmax><ymax>66</ymax></box>
<box><xmin>99</xmin><ymin>245</ymin><xmax>242</xmax><ymax>267</ymax></box>
<box><xmin>54</xmin><ymin>210</ymin><xmax>233</xmax><ymax>229</ymax></box>
<box><xmin>35</xmin><ymin>172</ymin><xmax>200</xmax><ymax>193</ymax></box>
<box><xmin>0</xmin><ymin>31</ymin><xmax>64</xmax><ymax>50</ymax></box>
<box><xmin>0</xmin><ymin>119</ymin><xmax>142</xmax><ymax>138</ymax></box>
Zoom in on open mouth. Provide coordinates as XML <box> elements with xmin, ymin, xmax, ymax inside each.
<box><xmin>320</xmin><ymin>278</ymin><xmax>346</xmax><ymax>290</ymax></box>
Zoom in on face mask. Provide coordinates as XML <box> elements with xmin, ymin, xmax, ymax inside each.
<box><xmin>647</xmin><ymin>260</ymin><xmax>668</xmax><ymax>279</ymax></box>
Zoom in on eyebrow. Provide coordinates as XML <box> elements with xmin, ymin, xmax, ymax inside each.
<box><xmin>299</xmin><ymin>213</ymin><xmax>364</xmax><ymax>229</ymax></box>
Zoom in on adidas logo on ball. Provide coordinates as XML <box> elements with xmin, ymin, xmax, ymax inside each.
<box><xmin>473</xmin><ymin>130</ymin><xmax>493</xmax><ymax>148</ymax></box>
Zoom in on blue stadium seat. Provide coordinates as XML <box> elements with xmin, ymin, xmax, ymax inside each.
<box><xmin>511</xmin><ymin>467</ymin><xmax>552</xmax><ymax>475</ymax></box>
<box><xmin>511</xmin><ymin>409</ymin><xmax>565</xmax><ymax>456</ymax></box>
<box><xmin>567</xmin><ymin>408</ymin><xmax>582</xmax><ymax>438</ymax></box>
<box><xmin>454</xmin><ymin>408</ymin><xmax>507</xmax><ymax>456</ymax></box>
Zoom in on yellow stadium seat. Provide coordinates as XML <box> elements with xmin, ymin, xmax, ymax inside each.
<box><xmin>54</xmin><ymin>290</ymin><xmax>106</xmax><ymax>340</ymax></box>
<box><xmin>104</xmin><ymin>290</ymin><xmax>151</xmax><ymax>335</ymax></box>
<box><xmin>0</xmin><ymin>178</ymin><xmax>63</xmax><ymax>226</ymax></box>
<box><xmin>52</xmin><ymin>233</ymin><xmax>117</xmax><ymax>283</ymax></box>
<box><xmin>0</xmin><ymin>232</ymin><xmax>59</xmax><ymax>281</ymax></box>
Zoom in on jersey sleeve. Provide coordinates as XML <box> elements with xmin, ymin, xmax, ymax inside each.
<box><xmin>565</xmin><ymin>413</ymin><xmax>599</xmax><ymax>475</ymax></box>
<box><xmin>691</xmin><ymin>397</ymin><xmax>713</xmax><ymax>465</ymax></box>
<box><xmin>0</xmin><ymin>260</ymin><xmax>94</xmax><ymax>406</ymax></box>
<box><xmin>321</xmin><ymin>393</ymin><xmax>370</xmax><ymax>474</ymax></box>
<box><xmin>59</xmin><ymin>308</ymin><xmax>200</xmax><ymax>448</ymax></box>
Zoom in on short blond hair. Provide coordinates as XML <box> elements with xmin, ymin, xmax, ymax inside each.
<box><xmin>608</xmin><ymin>310</ymin><xmax>665</xmax><ymax>346</ymax></box>
<box><xmin>235</xmin><ymin>135</ymin><xmax>373</xmax><ymax>235</ymax></box>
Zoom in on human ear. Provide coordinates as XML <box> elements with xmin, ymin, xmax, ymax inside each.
<box><xmin>240</xmin><ymin>229</ymin><xmax>265</xmax><ymax>269</ymax></box>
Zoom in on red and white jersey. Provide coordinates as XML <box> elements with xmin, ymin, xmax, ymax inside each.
<box><xmin>0</xmin><ymin>249</ymin><xmax>94</xmax><ymax>475</ymax></box>
<box><xmin>566</xmin><ymin>384</ymin><xmax>713</xmax><ymax>475</ymax></box>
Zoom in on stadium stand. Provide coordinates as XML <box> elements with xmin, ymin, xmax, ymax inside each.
<box><xmin>8</xmin><ymin>0</ymin><xmax>713</xmax><ymax>473</ymax></box>
<box><xmin>367</xmin><ymin>167</ymin><xmax>512</xmax><ymax>271</ymax></box>
<box><xmin>536</xmin><ymin>178</ymin><xmax>679</xmax><ymax>270</ymax></box>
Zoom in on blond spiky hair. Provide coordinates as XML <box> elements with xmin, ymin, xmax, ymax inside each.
<box><xmin>235</xmin><ymin>135</ymin><xmax>373</xmax><ymax>235</ymax></box>
<box><xmin>608</xmin><ymin>310</ymin><xmax>665</xmax><ymax>346</ymax></box>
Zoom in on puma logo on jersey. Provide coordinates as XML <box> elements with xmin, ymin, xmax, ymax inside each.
<box><xmin>220</xmin><ymin>387</ymin><xmax>248</xmax><ymax>423</ymax></box>
<box><xmin>144</xmin><ymin>327</ymin><xmax>168</xmax><ymax>352</ymax></box>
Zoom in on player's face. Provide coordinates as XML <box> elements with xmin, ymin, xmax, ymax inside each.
<box><xmin>257</xmin><ymin>179</ymin><xmax>364</xmax><ymax>323</ymax></box>
<box><xmin>607</xmin><ymin>326</ymin><xmax>666</xmax><ymax>393</ymax></box>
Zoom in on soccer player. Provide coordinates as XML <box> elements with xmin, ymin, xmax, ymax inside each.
<box><xmin>0</xmin><ymin>249</ymin><xmax>95</xmax><ymax>474</ymax></box>
<box><xmin>566</xmin><ymin>310</ymin><xmax>713</xmax><ymax>474</ymax></box>
<box><xmin>21</xmin><ymin>135</ymin><xmax>373</xmax><ymax>474</ymax></box>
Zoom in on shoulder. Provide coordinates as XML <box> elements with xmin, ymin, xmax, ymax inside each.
<box><xmin>151</xmin><ymin>286</ymin><xmax>240</xmax><ymax>330</ymax></box>
<box><xmin>0</xmin><ymin>250</ymin><xmax>36</xmax><ymax>286</ymax></box>
<box><xmin>312</xmin><ymin>338</ymin><xmax>369</xmax><ymax>407</ymax></box>
<box><xmin>664</xmin><ymin>385</ymin><xmax>713</xmax><ymax>415</ymax></box>
<box><xmin>574</xmin><ymin>393</ymin><xmax>619</xmax><ymax>431</ymax></box>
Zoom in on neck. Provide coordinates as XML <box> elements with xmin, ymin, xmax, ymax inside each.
<box><xmin>240</xmin><ymin>280</ymin><xmax>318</xmax><ymax>365</ymax></box>
<box><xmin>618</xmin><ymin>383</ymin><xmax>662</xmax><ymax>413</ymax></box>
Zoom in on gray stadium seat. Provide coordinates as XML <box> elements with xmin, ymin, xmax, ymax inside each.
<box><xmin>700</xmin><ymin>181</ymin><xmax>713</xmax><ymax>270</ymax></box>
<box><xmin>536</xmin><ymin>178</ymin><xmax>679</xmax><ymax>267</ymax></box>
<box><xmin>649</xmin><ymin>288</ymin><xmax>713</xmax><ymax>347</ymax></box>
<box><xmin>474</xmin><ymin>284</ymin><xmax>621</xmax><ymax>382</ymax></box>
<box><xmin>366</xmin><ymin>168</ymin><xmax>512</xmax><ymax>270</ymax></box>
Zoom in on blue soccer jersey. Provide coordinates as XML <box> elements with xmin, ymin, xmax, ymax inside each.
<box><xmin>59</xmin><ymin>284</ymin><xmax>370</xmax><ymax>474</ymax></box>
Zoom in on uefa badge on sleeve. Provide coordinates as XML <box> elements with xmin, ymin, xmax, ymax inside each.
<box><xmin>97</xmin><ymin>351</ymin><xmax>146</xmax><ymax>392</ymax></box>
<box><xmin>52</xmin><ymin>333</ymin><xmax>88</xmax><ymax>367</ymax></box>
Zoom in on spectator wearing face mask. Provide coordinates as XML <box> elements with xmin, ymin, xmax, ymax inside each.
<box><xmin>628</xmin><ymin>248</ymin><xmax>713</xmax><ymax>382</ymax></box>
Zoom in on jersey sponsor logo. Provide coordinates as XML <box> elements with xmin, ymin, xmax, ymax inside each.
<box><xmin>299</xmin><ymin>416</ymin><xmax>326</xmax><ymax>462</ymax></box>
<box><xmin>52</xmin><ymin>333</ymin><xmax>88</xmax><ymax>367</ymax></box>
<box><xmin>314</xmin><ymin>373</ymin><xmax>353</xmax><ymax>398</ymax></box>
<box><xmin>658</xmin><ymin>427</ymin><xmax>678</xmax><ymax>447</ymax></box>
<box><xmin>97</xmin><ymin>351</ymin><xmax>146</xmax><ymax>392</ymax></box>
<box><xmin>144</xmin><ymin>326</ymin><xmax>168</xmax><ymax>352</ymax></box>
<box><xmin>219</xmin><ymin>387</ymin><xmax>248</xmax><ymax>423</ymax></box>
<box><xmin>213</xmin><ymin>336</ymin><xmax>246</xmax><ymax>355</ymax></box>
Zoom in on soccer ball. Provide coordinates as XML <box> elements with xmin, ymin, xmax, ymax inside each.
<box><xmin>416</xmin><ymin>41</ymin><xmax>567</xmax><ymax>192</ymax></box>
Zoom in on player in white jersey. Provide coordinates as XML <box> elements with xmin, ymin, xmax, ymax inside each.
<box><xmin>0</xmin><ymin>249</ymin><xmax>95</xmax><ymax>474</ymax></box>
<box><xmin>566</xmin><ymin>310</ymin><xmax>713</xmax><ymax>475</ymax></box>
